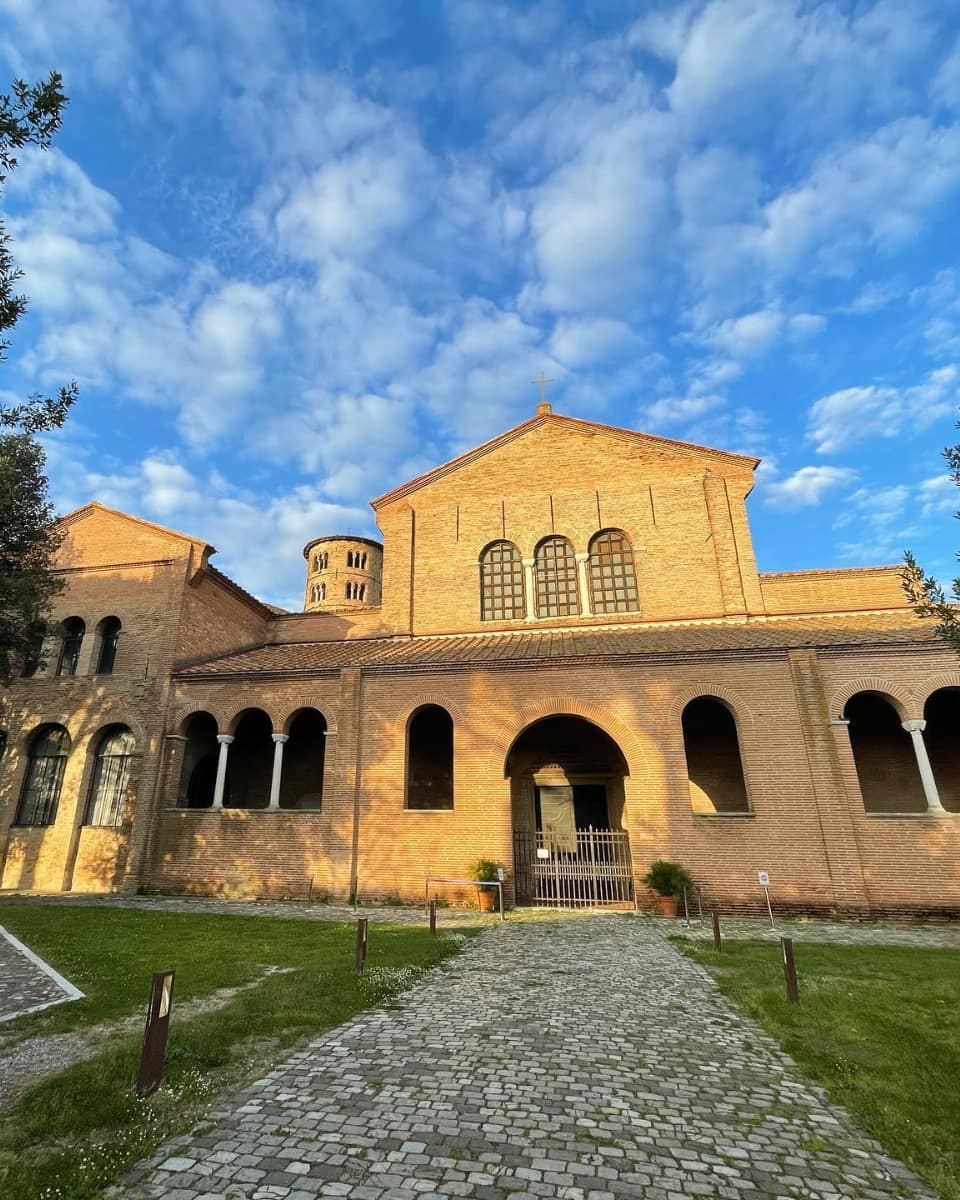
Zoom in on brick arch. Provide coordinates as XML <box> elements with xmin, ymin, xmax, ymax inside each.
<box><xmin>280</xmin><ymin>701</ymin><xmax>338</xmax><ymax>735</ymax></box>
<box><xmin>498</xmin><ymin>698</ymin><xmax>646</xmax><ymax>778</ymax></box>
<box><xmin>831</xmin><ymin>678</ymin><xmax>917</xmax><ymax>722</ymax></box>
<box><xmin>397</xmin><ymin>694</ymin><xmax>467</xmax><ymax>728</ymax></box>
<box><xmin>224</xmin><ymin>703</ymin><xmax>276</xmax><ymax>735</ymax></box>
<box><xmin>172</xmin><ymin>703</ymin><xmax>221</xmax><ymax>734</ymax></box>
<box><xmin>919</xmin><ymin>673</ymin><xmax>960</xmax><ymax>711</ymax></box>
<box><xmin>668</xmin><ymin>684</ymin><xmax>756</xmax><ymax>732</ymax></box>
<box><xmin>80</xmin><ymin>711</ymin><xmax>147</xmax><ymax>750</ymax></box>
<box><xmin>15</xmin><ymin>717</ymin><xmax>76</xmax><ymax>754</ymax></box>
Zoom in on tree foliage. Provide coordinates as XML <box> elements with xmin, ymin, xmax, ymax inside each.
<box><xmin>902</xmin><ymin>426</ymin><xmax>960</xmax><ymax>652</ymax></box>
<box><xmin>0</xmin><ymin>73</ymin><xmax>76</xmax><ymax>687</ymax></box>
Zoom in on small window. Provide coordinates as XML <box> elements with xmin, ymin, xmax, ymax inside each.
<box><xmin>360</xmin><ymin>552</ymin><xmax>367</xmax><ymax>569</ymax></box>
<box><xmin>56</xmin><ymin>617</ymin><xmax>85</xmax><ymax>676</ymax></box>
<box><xmin>406</xmin><ymin>705</ymin><xmax>454</xmax><ymax>810</ymax></box>
<box><xmin>15</xmin><ymin>725</ymin><xmax>71</xmax><ymax>826</ymax></box>
<box><xmin>314</xmin><ymin>554</ymin><xmax>321</xmax><ymax>571</ymax></box>
<box><xmin>347</xmin><ymin>550</ymin><xmax>354</xmax><ymax>568</ymax></box>
<box><xmin>534</xmin><ymin>537</ymin><xmax>580</xmax><ymax>618</ymax></box>
<box><xmin>480</xmin><ymin>541</ymin><xmax>525</xmax><ymax>621</ymax></box>
<box><xmin>85</xmin><ymin>726</ymin><xmax>135</xmax><ymax>826</ymax></box>
<box><xmin>588</xmin><ymin>530</ymin><xmax>639</xmax><ymax>614</ymax></box>
<box><xmin>21</xmin><ymin>623</ymin><xmax>46</xmax><ymax>678</ymax></box>
<box><xmin>94</xmin><ymin>616</ymin><xmax>121</xmax><ymax>675</ymax></box>
<box><xmin>358</xmin><ymin>583</ymin><xmax>365</xmax><ymax>601</ymax></box>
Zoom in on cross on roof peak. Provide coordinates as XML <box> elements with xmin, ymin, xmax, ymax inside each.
<box><xmin>532</xmin><ymin>370</ymin><xmax>555</xmax><ymax>414</ymax></box>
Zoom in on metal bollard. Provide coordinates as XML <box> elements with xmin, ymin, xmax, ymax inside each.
<box><xmin>781</xmin><ymin>936</ymin><xmax>800</xmax><ymax>1004</ymax></box>
<box><xmin>429</xmin><ymin>897</ymin><xmax>437</xmax><ymax>937</ymax></box>
<box><xmin>355</xmin><ymin>917</ymin><xmax>369</xmax><ymax>972</ymax></box>
<box><xmin>712</xmin><ymin>910</ymin><xmax>722</xmax><ymax>953</ymax></box>
<box><xmin>136</xmin><ymin>969</ymin><xmax>175</xmax><ymax>1098</ymax></box>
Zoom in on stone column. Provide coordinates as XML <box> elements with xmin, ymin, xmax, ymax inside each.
<box><xmin>523</xmin><ymin>558</ymin><xmax>536</xmax><ymax>621</ymax></box>
<box><xmin>212</xmin><ymin>734</ymin><xmax>234</xmax><ymax>810</ymax></box>
<box><xmin>269</xmin><ymin>733</ymin><xmax>289</xmax><ymax>809</ymax></box>
<box><xmin>901</xmin><ymin>720</ymin><xmax>946</xmax><ymax>813</ymax></box>
<box><xmin>575</xmin><ymin>552</ymin><xmax>592</xmax><ymax>617</ymax></box>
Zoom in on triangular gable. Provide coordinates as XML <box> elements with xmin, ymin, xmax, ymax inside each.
<box><xmin>370</xmin><ymin>411</ymin><xmax>760</xmax><ymax>511</ymax></box>
<box><xmin>56</xmin><ymin>502</ymin><xmax>214</xmax><ymax>570</ymax></box>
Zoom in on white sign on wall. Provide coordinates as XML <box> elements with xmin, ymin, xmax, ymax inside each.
<box><xmin>758</xmin><ymin>870</ymin><xmax>770</xmax><ymax>886</ymax></box>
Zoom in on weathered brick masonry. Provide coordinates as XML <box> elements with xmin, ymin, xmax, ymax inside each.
<box><xmin>2</xmin><ymin>407</ymin><xmax>959</xmax><ymax>915</ymax></box>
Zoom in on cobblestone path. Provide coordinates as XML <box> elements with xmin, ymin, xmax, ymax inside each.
<box><xmin>0</xmin><ymin>923</ymin><xmax>82</xmax><ymax>1022</ymax></box>
<box><xmin>118</xmin><ymin>918</ymin><xmax>935</xmax><ymax>1200</ymax></box>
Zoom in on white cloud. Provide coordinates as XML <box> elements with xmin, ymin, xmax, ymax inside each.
<box><xmin>918</xmin><ymin>475</ymin><xmax>957</xmax><ymax>518</ymax></box>
<box><xmin>808</xmin><ymin>366</ymin><xmax>960</xmax><ymax>454</ymax></box>
<box><xmin>764</xmin><ymin>465</ymin><xmax>857</xmax><ymax>510</ymax></box>
<box><xmin>932</xmin><ymin>38</ymin><xmax>960</xmax><ymax>111</ymax></box>
<box><xmin>549</xmin><ymin>317</ymin><xmax>637</xmax><ymax>368</ymax></box>
<box><xmin>700</xmin><ymin>307</ymin><xmax>826</xmax><ymax>358</ymax></box>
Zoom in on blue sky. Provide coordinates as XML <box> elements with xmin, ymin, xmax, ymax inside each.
<box><xmin>2</xmin><ymin>0</ymin><xmax>960</xmax><ymax>610</ymax></box>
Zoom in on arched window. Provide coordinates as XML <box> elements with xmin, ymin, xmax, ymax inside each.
<box><xmin>480</xmin><ymin>540</ymin><xmax>525</xmax><ymax>621</ymax></box>
<box><xmin>311</xmin><ymin>583</ymin><xmax>322</xmax><ymax>603</ymax></box>
<box><xmin>347</xmin><ymin>550</ymin><xmax>355</xmax><ymax>567</ymax></box>
<box><xmin>358</xmin><ymin>583</ymin><xmax>365</xmax><ymax>601</ymax></box>
<box><xmin>94</xmin><ymin>616</ymin><xmax>121</xmax><ymax>675</ymax></box>
<box><xmin>85</xmin><ymin>726</ymin><xmax>135</xmax><ymax>826</ymax></box>
<box><xmin>534</xmin><ymin>537</ymin><xmax>580</xmax><ymax>618</ymax></box>
<box><xmin>57</xmin><ymin>617</ymin><xmax>85</xmax><ymax>676</ymax></box>
<box><xmin>280</xmin><ymin>708</ymin><xmax>326</xmax><ymax>809</ymax></box>
<box><xmin>15</xmin><ymin>725</ymin><xmax>71</xmax><ymax>826</ymax></box>
<box><xmin>589</xmin><ymin>529</ymin><xmax>639</xmax><ymax>614</ymax></box>
<box><xmin>21</xmin><ymin>623</ymin><xmax>46</xmax><ymax>678</ymax></box>
<box><xmin>846</xmin><ymin>692</ymin><xmax>924</xmax><ymax>813</ymax></box>
<box><xmin>406</xmin><ymin>705</ymin><xmax>454</xmax><ymax>810</ymax></box>
<box><xmin>180</xmin><ymin>712</ymin><xmax>219</xmax><ymax>808</ymax></box>
<box><xmin>923</xmin><ymin>689</ymin><xmax>960</xmax><ymax>812</ymax></box>
<box><xmin>682</xmin><ymin>697</ymin><xmax>749</xmax><ymax>814</ymax></box>
<box><xmin>360</xmin><ymin>552</ymin><xmax>367</xmax><ymax>569</ymax></box>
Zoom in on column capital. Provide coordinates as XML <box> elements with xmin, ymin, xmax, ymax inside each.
<box><xmin>271</xmin><ymin>733</ymin><xmax>290</xmax><ymax>744</ymax></box>
<box><xmin>574</xmin><ymin>551</ymin><xmax>590</xmax><ymax>563</ymax></box>
<box><xmin>216</xmin><ymin>733</ymin><xmax>235</xmax><ymax>745</ymax></box>
<box><xmin>522</xmin><ymin>557</ymin><xmax>536</xmax><ymax>568</ymax></box>
<box><xmin>902</xmin><ymin>719</ymin><xmax>926</xmax><ymax>734</ymax></box>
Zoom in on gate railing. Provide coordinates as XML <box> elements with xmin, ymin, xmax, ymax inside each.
<box><xmin>513</xmin><ymin>827</ymin><xmax>635</xmax><ymax>908</ymax></box>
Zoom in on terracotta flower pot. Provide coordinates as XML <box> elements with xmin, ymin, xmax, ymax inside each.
<box><xmin>477</xmin><ymin>887</ymin><xmax>497</xmax><ymax>912</ymax></box>
<box><xmin>654</xmin><ymin>894</ymin><xmax>678</xmax><ymax>917</ymax></box>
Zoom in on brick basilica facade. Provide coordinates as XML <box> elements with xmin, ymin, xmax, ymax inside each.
<box><xmin>2</xmin><ymin>403</ymin><xmax>959</xmax><ymax>915</ymax></box>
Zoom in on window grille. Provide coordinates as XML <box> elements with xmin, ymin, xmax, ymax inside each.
<box><xmin>588</xmin><ymin>530</ymin><xmax>639</xmax><ymax>614</ymax></box>
<box><xmin>86</xmin><ymin>727</ymin><xmax>135</xmax><ymax>826</ymax></box>
<box><xmin>15</xmin><ymin>726</ymin><xmax>70</xmax><ymax>826</ymax></box>
<box><xmin>534</xmin><ymin>537</ymin><xmax>580</xmax><ymax>618</ymax></box>
<box><xmin>57</xmin><ymin>618</ymin><xmax>85</xmax><ymax>676</ymax></box>
<box><xmin>95</xmin><ymin>617</ymin><xmax>121</xmax><ymax>675</ymax></box>
<box><xmin>480</xmin><ymin>541</ymin><xmax>526</xmax><ymax>620</ymax></box>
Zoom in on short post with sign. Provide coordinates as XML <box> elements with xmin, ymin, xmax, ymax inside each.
<box><xmin>497</xmin><ymin>866</ymin><xmax>505</xmax><ymax>921</ymax></box>
<box><xmin>758</xmin><ymin>870</ymin><xmax>775</xmax><ymax>929</ymax></box>
<box><xmin>355</xmin><ymin>917</ymin><xmax>369</xmax><ymax>972</ymax></box>
<box><xmin>712</xmin><ymin>910</ymin><xmax>722</xmax><ymax>952</ymax></box>
<box><xmin>428</xmin><ymin>897</ymin><xmax>437</xmax><ymax>937</ymax></box>
<box><xmin>136</xmin><ymin>969</ymin><xmax>175</xmax><ymax>1098</ymax></box>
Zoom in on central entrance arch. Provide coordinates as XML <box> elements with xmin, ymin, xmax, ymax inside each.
<box><xmin>506</xmin><ymin>715</ymin><xmax>634</xmax><ymax>907</ymax></box>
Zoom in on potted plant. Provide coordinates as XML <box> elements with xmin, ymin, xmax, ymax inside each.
<box><xmin>471</xmin><ymin>858</ymin><xmax>504</xmax><ymax>912</ymax></box>
<box><xmin>643</xmin><ymin>860</ymin><xmax>691</xmax><ymax>917</ymax></box>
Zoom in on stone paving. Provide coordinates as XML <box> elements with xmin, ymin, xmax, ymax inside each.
<box><xmin>116</xmin><ymin>917</ymin><xmax>936</xmax><ymax>1200</ymax></box>
<box><xmin>0</xmin><ymin>923</ymin><xmax>81</xmax><ymax>1022</ymax></box>
<box><xmin>671</xmin><ymin>914</ymin><xmax>960</xmax><ymax>949</ymax></box>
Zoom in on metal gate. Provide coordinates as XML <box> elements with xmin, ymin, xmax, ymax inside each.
<box><xmin>513</xmin><ymin>827</ymin><xmax>635</xmax><ymax>908</ymax></box>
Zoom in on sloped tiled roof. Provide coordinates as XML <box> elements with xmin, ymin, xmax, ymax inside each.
<box><xmin>174</xmin><ymin>611</ymin><xmax>941</xmax><ymax>681</ymax></box>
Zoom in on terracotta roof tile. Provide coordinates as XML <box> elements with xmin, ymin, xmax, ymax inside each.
<box><xmin>174</xmin><ymin>611</ymin><xmax>941</xmax><ymax>681</ymax></box>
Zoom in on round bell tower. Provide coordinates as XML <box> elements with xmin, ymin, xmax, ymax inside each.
<box><xmin>303</xmin><ymin>535</ymin><xmax>383</xmax><ymax>612</ymax></box>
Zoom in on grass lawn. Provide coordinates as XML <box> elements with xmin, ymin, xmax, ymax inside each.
<box><xmin>0</xmin><ymin>900</ymin><xmax>471</xmax><ymax>1200</ymax></box>
<box><xmin>678</xmin><ymin>937</ymin><xmax>960</xmax><ymax>1200</ymax></box>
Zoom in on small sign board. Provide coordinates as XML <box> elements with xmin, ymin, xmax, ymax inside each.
<box><xmin>758</xmin><ymin>870</ymin><xmax>770</xmax><ymax>886</ymax></box>
<box><xmin>536</xmin><ymin>847</ymin><xmax>550</xmax><ymax>860</ymax></box>
<box><xmin>496</xmin><ymin>867</ymin><xmax>505</xmax><ymax>881</ymax></box>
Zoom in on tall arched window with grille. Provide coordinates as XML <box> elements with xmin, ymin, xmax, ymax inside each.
<box><xmin>94</xmin><ymin>616</ymin><xmax>121</xmax><ymax>674</ymax></box>
<box><xmin>588</xmin><ymin>529</ymin><xmax>639</xmax><ymax>614</ymax></box>
<box><xmin>15</xmin><ymin>725</ymin><xmax>71</xmax><ymax>826</ymax></box>
<box><xmin>480</xmin><ymin>540</ymin><xmax>525</xmax><ymax>620</ymax></box>
<box><xmin>534</xmin><ymin>536</ymin><xmax>580</xmax><ymax>618</ymax></box>
<box><xmin>85</xmin><ymin>726</ymin><xmax>135</xmax><ymax>826</ymax></box>
<box><xmin>57</xmin><ymin>617</ymin><xmax>85</xmax><ymax>676</ymax></box>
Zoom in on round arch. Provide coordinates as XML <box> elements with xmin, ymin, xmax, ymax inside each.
<box><xmin>668</xmin><ymin>684</ymin><xmax>755</xmax><ymax>732</ymax></box>
<box><xmin>832</xmin><ymin>678</ymin><xmax>916</xmax><ymax>722</ymax></box>
<box><xmin>279</xmin><ymin>699</ymin><xmax>338</xmax><ymax>736</ymax></box>
<box><xmin>498</xmin><ymin>698</ymin><xmax>644</xmax><ymax>779</ymax></box>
